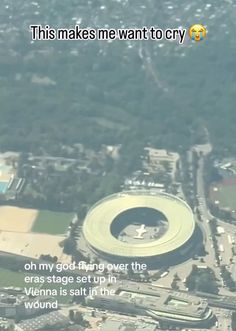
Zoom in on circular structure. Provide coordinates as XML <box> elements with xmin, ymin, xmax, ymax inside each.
<box><xmin>83</xmin><ymin>191</ymin><xmax>196</xmax><ymax>263</ymax></box>
<box><xmin>111</xmin><ymin>207</ymin><xmax>168</xmax><ymax>244</ymax></box>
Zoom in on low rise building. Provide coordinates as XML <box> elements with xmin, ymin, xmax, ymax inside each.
<box><xmin>100</xmin><ymin>319</ymin><xmax>157</xmax><ymax>331</ymax></box>
<box><xmin>86</xmin><ymin>283</ymin><xmax>215</xmax><ymax>328</ymax></box>
<box><xmin>0</xmin><ymin>318</ymin><xmax>14</xmax><ymax>331</ymax></box>
<box><xmin>143</xmin><ymin>148</ymin><xmax>179</xmax><ymax>178</ymax></box>
<box><xmin>0</xmin><ymin>289</ymin><xmax>57</xmax><ymax>320</ymax></box>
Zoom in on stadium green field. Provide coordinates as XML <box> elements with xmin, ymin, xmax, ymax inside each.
<box><xmin>32</xmin><ymin>210</ymin><xmax>73</xmax><ymax>235</ymax></box>
<box><xmin>210</xmin><ymin>184</ymin><xmax>236</xmax><ymax>211</ymax></box>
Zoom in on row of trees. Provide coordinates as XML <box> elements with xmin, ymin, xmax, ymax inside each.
<box><xmin>220</xmin><ymin>265</ymin><xmax>236</xmax><ymax>292</ymax></box>
<box><xmin>17</xmin><ymin>151</ymin><xmax>124</xmax><ymax>212</ymax></box>
<box><xmin>232</xmin><ymin>312</ymin><xmax>236</xmax><ymax>331</ymax></box>
<box><xmin>185</xmin><ymin>265</ymin><xmax>219</xmax><ymax>294</ymax></box>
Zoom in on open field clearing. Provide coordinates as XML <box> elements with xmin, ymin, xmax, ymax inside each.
<box><xmin>32</xmin><ymin>210</ymin><xmax>73</xmax><ymax>235</ymax></box>
<box><xmin>0</xmin><ymin>231</ymin><xmax>69</xmax><ymax>261</ymax></box>
<box><xmin>210</xmin><ymin>179</ymin><xmax>236</xmax><ymax>211</ymax></box>
<box><xmin>0</xmin><ymin>206</ymin><xmax>37</xmax><ymax>232</ymax></box>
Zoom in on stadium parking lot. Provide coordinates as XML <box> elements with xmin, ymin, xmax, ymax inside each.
<box><xmin>215</xmin><ymin>224</ymin><xmax>236</xmax><ymax>266</ymax></box>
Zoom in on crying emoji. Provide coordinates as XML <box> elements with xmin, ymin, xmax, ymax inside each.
<box><xmin>189</xmin><ymin>24</ymin><xmax>206</xmax><ymax>42</ymax></box>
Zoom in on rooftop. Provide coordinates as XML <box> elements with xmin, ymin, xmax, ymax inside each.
<box><xmin>100</xmin><ymin>319</ymin><xmax>156</xmax><ymax>331</ymax></box>
<box><xmin>83</xmin><ymin>191</ymin><xmax>195</xmax><ymax>257</ymax></box>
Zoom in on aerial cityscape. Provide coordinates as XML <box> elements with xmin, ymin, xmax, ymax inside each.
<box><xmin>0</xmin><ymin>0</ymin><xmax>236</xmax><ymax>331</ymax></box>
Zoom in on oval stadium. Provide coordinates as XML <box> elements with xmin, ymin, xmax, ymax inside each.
<box><xmin>82</xmin><ymin>191</ymin><xmax>198</xmax><ymax>266</ymax></box>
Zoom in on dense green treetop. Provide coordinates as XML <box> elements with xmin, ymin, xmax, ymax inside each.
<box><xmin>0</xmin><ymin>1</ymin><xmax>235</xmax><ymax>156</ymax></box>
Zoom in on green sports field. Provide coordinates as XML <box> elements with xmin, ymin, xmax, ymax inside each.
<box><xmin>210</xmin><ymin>183</ymin><xmax>236</xmax><ymax>211</ymax></box>
<box><xmin>32</xmin><ymin>210</ymin><xmax>74</xmax><ymax>235</ymax></box>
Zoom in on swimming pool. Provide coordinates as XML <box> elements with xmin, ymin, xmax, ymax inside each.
<box><xmin>0</xmin><ymin>181</ymin><xmax>8</xmax><ymax>194</ymax></box>
<box><xmin>0</xmin><ymin>163</ymin><xmax>12</xmax><ymax>173</ymax></box>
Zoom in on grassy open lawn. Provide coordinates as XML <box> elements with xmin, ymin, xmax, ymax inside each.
<box><xmin>41</xmin><ymin>282</ymin><xmax>81</xmax><ymax>304</ymax></box>
<box><xmin>211</xmin><ymin>184</ymin><xmax>236</xmax><ymax>211</ymax></box>
<box><xmin>0</xmin><ymin>268</ymin><xmax>79</xmax><ymax>303</ymax></box>
<box><xmin>0</xmin><ymin>268</ymin><xmax>32</xmax><ymax>288</ymax></box>
<box><xmin>32</xmin><ymin>210</ymin><xmax>73</xmax><ymax>235</ymax></box>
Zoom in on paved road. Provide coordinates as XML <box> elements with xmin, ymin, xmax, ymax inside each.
<box><xmin>213</xmin><ymin>307</ymin><xmax>232</xmax><ymax>331</ymax></box>
<box><xmin>160</xmin><ymin>144</ymin><xmax>219</xmax><ymax>290</ymax></box>
<box><xmin>194</xmin><ymin>145</ymin><xmax>220</xmax><ymax>273</ymax></box>
<box><xmin>194</xmin><ymin>144</ymin><xmax>236</xmax><ymax>297</ymax></box>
